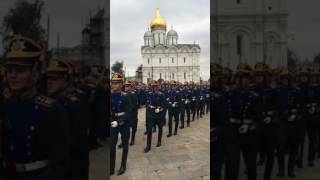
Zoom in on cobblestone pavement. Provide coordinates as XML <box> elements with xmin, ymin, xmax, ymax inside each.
<box><xmin>237</xmin><ymin>141</ymin><xmax>320</xmax><ymax>180</ymax></box>
<box><xmin>111</xmin><ymin>108</ymin><xmax>210</xmax><ymax>180</ymax></box>
<box><xmin>89</xmin><ymin>141</ymin><xmax>109</xmax><ymax>180</ymax></box>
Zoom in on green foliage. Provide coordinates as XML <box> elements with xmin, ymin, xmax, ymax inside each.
<box><xmin>1</xmin><ymin>0</ymin><xmax>45</xmax><ymax>49</ymax></box>
<box><xmin>111</xmin><ymin>61</ymin><xmax>124</xmax><ymax>74</ymax></box>
<box><xmin>314</xmin><ymin>53</ymin><xmax>320</xmax><ymax>64</ymax></box>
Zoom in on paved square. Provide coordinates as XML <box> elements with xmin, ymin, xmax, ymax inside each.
<box><xmin>111</xmin><ymin>108</ymin><xmax>210</xmax><ymax>180</ymax></box>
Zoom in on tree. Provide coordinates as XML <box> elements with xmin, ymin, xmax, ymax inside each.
<box><xmin>111</xmin><ymin>61</ymin><xmax>124</xmax><ymax>74</ymax></box>
<box><xmin>1</xmin><ymin>0</ymin><xmax>45</xmax><ymax>49</ymax></box>
<box><xmin>314</xmin><ymin>53</ymin><xmax>320</xmax><ymax>64</ymax></box>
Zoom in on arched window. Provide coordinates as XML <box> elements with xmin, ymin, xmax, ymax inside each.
<box><xmin>184</xmin><ymin>57</ymin><xmax>186</xmax><ymax>63</ymax></box>
<box><xmin>172</xmin><ymin>73</ymin><xmax>175</xmax><ymax>79</ymax></box>
<box><xmin>160</xmin><ymin>73</ymin><xmax>162</xmax><ymax>79</ymax></box>
<box><xmin>236</xmin><ymin>35</ymin><xmax>243</xmax><ymax>60</ymax></box>
<box><xmin>159</xmin><ymin>58</ymin><xmax>161</xmax><ymax>64</ymax></box>
<box><xmin>172</xmin><ymin>58</ymin><xmax>174</xmax><ymax>63</ymax></box>
<box><xmin>148</xmin><ymin>58</ymin><xmax>150</xmax><ymax>64</ymax></box>
<box><xmin>184</xmin><ymin>72</ymin><xmax>186</xmax><ymax>79</ymax></box>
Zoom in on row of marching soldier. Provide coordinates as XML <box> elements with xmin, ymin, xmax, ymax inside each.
<box><xmin>212</xmin><ymin>62</ymin><xmax>320</xmax><ymax>180</ymax></box>
<box><xmin>110</xmin><ymin>75</ymin><xmax>210</xmax><ymax>176</ymax></box>
<box><xmin>0</xmin><ymin>35</ymin><xmax>108</xmax><ymax>180</ymax></box>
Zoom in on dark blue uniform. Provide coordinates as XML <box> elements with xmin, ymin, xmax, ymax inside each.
<box><xmin>145</xmin><ymin>90</ymin><xmax>165</xmax><ymax>151</ymax></box>
<box><xmin>2</xmin><ymin>94</ymin><xmax>70</xmax><ymax>180</ymax></box>
<box><xmin>167</xmin><ymin>89</ymin><xmax>181</xmax><ymax>136</ymax></box>
<box><xmin>229</xmin><ymin>87</ymin><xmax>261</xmax><ymax>180</ymax></box>
<box><xmin>110</xmin><ymin>92</ymin><xmax>132</xmax><ymax>174</ymax></box>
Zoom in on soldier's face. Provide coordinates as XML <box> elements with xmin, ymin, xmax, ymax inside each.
<box><xmin>47</xmin><ymin>76</ymin><xmax>68</xmax><ymax>96</ymax></box>
<box><xmin>124</xmin><ymin>85</ymin><xmax>131</xmax><ymax>91</ymax></box>
<box><xmin>111</xmin><ymin>82</ymin><xmax>122</xmax><ymax>91</ymax></box>
<box><xmin>6</xmin><ymin>65</ymin><xmax>34</xmax><ymax>92</ymax></box>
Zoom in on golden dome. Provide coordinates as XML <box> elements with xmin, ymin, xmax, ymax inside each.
<box><xmin>150</xmin><ymin>9</ymin><xmax>167</xmax><ymax>31</ymax></box>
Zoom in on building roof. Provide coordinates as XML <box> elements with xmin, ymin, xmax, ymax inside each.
<box><xmin>93</xmin><ymin>9</ymin><xmax>104</xmax><ymax>19</ymax></box>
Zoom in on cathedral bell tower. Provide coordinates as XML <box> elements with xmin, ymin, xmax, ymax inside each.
<box><xmin>150</xmin><ymin>9</ymin><xmax>167</xmax><ymax>46</ymax></box>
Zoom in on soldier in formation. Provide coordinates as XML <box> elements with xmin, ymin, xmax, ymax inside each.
<box><xmin>212</xmin><ymin>62</ymin><xmax>320</xmax><ymax>180</ymax></box>
<box><xmin>0</xmin><ymin>35</ymin><xmax>110</xmax><ymax>180</ymax></box>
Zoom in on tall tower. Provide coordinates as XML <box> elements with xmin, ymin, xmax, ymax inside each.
<box><xmin>212</xmin><ymin>0</ymin><xmax>288</xmax><ymax>69</ymax></box>
<box><xmin>150</xmin><ymin>9</ymin><xmax>167</xmax><ymax>46</ymax></box>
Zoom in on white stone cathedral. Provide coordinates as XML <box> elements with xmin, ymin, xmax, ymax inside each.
<box><xmin>212</xmin><ymin>0</ymin><xmax>288</xmax><ymax>70</ymax></box>
<box><xmin>141</xmin><ymin>9</ymin><xmax>201</xmax><ymax>84</ymax></box>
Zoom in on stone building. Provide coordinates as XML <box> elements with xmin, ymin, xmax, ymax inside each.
<box><xmin>141</xmin><ymin>9</ymin><xmax>201</xmax><ymax>84</ymax></box>
<box><xmin>212</xmin><ymin>0</ymin><xmax>288</xmax><ymax>69</ymax></box>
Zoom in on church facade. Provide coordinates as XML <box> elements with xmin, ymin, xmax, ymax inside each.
<box><xmin>212</xmin><ymin>0</ymin><xmax>288</xmax><ymax>70</ymax></box>
<box><xmin>141</xmin><ymin>9</ymin><xmax>201</xmax><ymax>84</ymax></box>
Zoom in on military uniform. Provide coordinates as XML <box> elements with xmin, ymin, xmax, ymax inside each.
<box><xmin>2</xmin><ymin>35</ymin><xmax>70</xmax><ymax>180</ymax></box>
<box><xmin>276</xmin><ymin>69</ymin><xmax>302</xmax><ymax>178</ymax></box>
<box><xmin>212</xmin><ymin>63</ymin><xmax>240</xmax><ymax>180</ymax></box>
<box><xmin>144</xmin><ymin>81</ymin><xmax>165</xmax><ymax>153</ymax></box>
<box><xmin>110</xmin><ymin>74</ymin><xmax>132</xmax><ymax>176</ymax></box>
<box><xmin>167</xmin><ymin>82</ymin><xmax>181</xmax><ymax>137</ymax></box>
<box><xmin>129</xmin><ymin>86</ymin><xmax>139</xmax><ymax>146</ymax></box>
<box><xmin>231</xmin><ymin>63</ymin><xmax>261</xmax><ymax>180</ymax></box>
<box><xmin>47</xmin><ymin>61</ymin><xmax>91</xmax><ymax>180</ymax></box>
<box><xmin>253</xmin><ymin>63</ymin><xmax>280</xmax><ymax>180</ymax></box>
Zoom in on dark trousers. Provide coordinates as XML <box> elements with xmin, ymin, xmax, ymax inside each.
<box><xmin>185</xmin><ymin>105</ymin><xmax>191</xmax><ymax>126</ymax></box>
<box><xmin>180</xmin><ymin>106</ymin><xmax>185</xmax><ymax>128</ymax></box>
<box><xmin>110</xmin><ymin>124</ymin><xmax>130</xmax><ymax>172</ymax></box>
<box><xmin>212</xmin><ymin>142</ymin><xmax>224</xmax><ymax>180</ymax></box>
<box><xmin>163</xmin><ymin>108</ymin><xmax>167</xmax><ymax>126</ymax></box>
<box><xmin>213</xmin><ymin>141</ymin><xmax>240</xmax><ymax>180</ymax></box>
<box><xmin>307</xmin><ymin>124</ymin><xmax>318</xmax><ymax>163</ymax></box>
<box><xmin>70</xmin><ymin>150</ymin><xmax>89</xmax><ymax>180</ymax></box>
<box><xmin>191</xmin><ymin>102</ymin><xmax>197</xmax><ymax>121</ymax></box>
<box><xmin>146</xmin><ymin>116</ymin><xmax>163</xmax><ymax>148</ymax></box>
<box><xmin>240</xmin><ymin>135</ymin><xmax>258</xmax><ymax>180</ymax></box>
<box><xmin>199</xmin><ymin>101</ymin><xmax>205</xmax><ymax>117</ymax></box>
<box><xmin>130</xmin><ymin>110</ymin><xmax>138</xmax><ymax>142</ymax></box>
<box><xmin>277</xmin><ymin>130</ymin><xmax>299</xmax><ymax>174</ymax></box>
<box><xmin>260</xmin><ymin>126</ymin><xmax>277</xmax><ymax>180</ymax></box>
<box><xmin>168</xmin><ymin>110</ymin><xmax>179</xmax><ymax>135</ymax></box>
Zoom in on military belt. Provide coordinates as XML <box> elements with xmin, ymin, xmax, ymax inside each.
<box><xmin>149</xmin><ymin>105</ymin><xmax>156</xmax><ymax>108</ymax></box>
<box><xmin>115</xmin><ymin>112</ymin><xmax>125</xmax><ymax>117</ymax></box>
<box><xmin>265</xmin><ymin>111</ymin><xmax>274</xmax><ymax>116</ymax></box>
<box><xmin>15</xmin><ymin>160</ymin><xmax>48</xmax><ymax>173</ymax></box>
<box><xmin>243</xmin><ymin>119</ymin><xmax>253</xmax><ymax>124</ymax></box>
<box><xmin>229</xmin><ymin>118</ymin><xmax>241</xmax><ymax>124</ymax></box>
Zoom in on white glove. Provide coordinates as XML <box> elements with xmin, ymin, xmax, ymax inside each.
<box><xmin>264</xmin><ymin>117</ymin><xmax>272</xmax><ymax>124</ymax></box>
<box><xmin>155</xmin><ymin>108</ymin><xmax>160</xmax><ymax>113</ymax></box>
<box><xmin>172</xmin><ymin>104</ymin><xmax>176</xmax><ymax>107</ymax></box>
<box><xmin>288</xmin><ymin>114</ymin><xmax>296</xmax><ymax>122</ymax></box>
<box><xmin>239</xmin><ymin>125</ymin><xmax>249</xmax><ymax>134</ymax></box>
<box><xmin>309</xmin><ymin>107</ymin><xmax>315</xmax><ymax>114</ymax></box>
<box><xmin>111</xmin><ymin>121</ymin><xmax>118</xmax><ymax>128</ymax></box>
<box><xmin>185</xmin><ymin>101</ymin><xmax>188</xmax><ymax>104</ymax></box>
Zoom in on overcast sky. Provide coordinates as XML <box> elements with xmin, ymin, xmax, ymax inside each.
<box><xmin>0</xmin><ymin>0</ymin><xmax>319</xmax><ymax>71</ymax></box>
<box><xmin>287</xmin><ymin>0</ymin><xmax>320</xmax><ymax>61</ymax></box>
<box><xmin>0</xmin><ymin>0</ymin><xmax>106</xmax><ymax>52</ymax></box>
<box><xmin>111</xmin><ymin>0</ymin><xmax>210</xmax><ymax>80</ymax></box>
